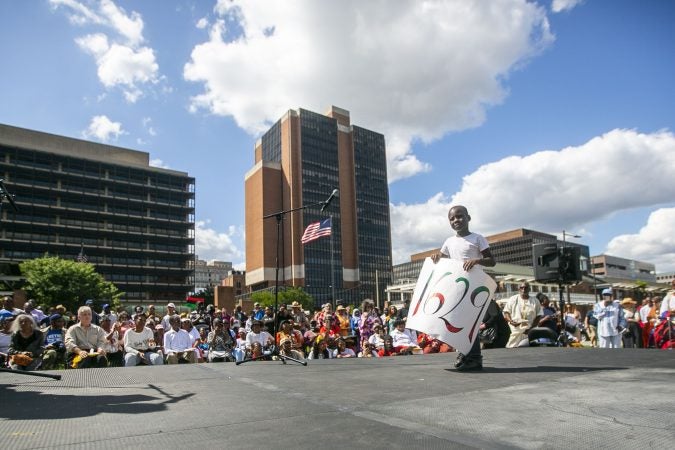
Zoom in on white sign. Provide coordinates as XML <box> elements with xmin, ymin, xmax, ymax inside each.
<box><xmin>406</xmin><ymin>258</ymin><xmax>497</xmax><ymax>354</ymax></box>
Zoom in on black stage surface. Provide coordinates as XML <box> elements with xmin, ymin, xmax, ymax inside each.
<box><xmin>1</xmin><ymin>348</ymin><xmax>674</xmax><ymax>449</ymax></box>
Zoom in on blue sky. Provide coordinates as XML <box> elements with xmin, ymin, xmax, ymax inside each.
<box><xmin>1</xmin><ymin>0</ymin><xmax>674</xmax><ymax>272</ymax></box>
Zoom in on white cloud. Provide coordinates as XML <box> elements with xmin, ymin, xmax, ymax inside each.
<box><xmin>390</xmin><ymin>129</ymin><xmax>675</xmax><ymax>263</ymax></box>
<box><xmin>551</xmin><ymin>0</ymin><xmax>584</xmax><ymax>13</ymax></box>
<box><xmin>390</xmin><ymin>193</ymin><xmax>452</xmax><ymax>263</ymax></box>
<box><xmin>184</xmin><ymin>0</ymin><xmax>554</xmax><ymax>182</ymax></box>
<box><xmin>196</xmin><ymin>17</ymin><xmax>209</xmax><ymax>29</ymax></box>
<box><xmin>52</xmin><ymin>0</ymin><xmax>158</xmax><ymax>102</ymax></box>
<box><xmin>195</xmin><ymin>221</ymin><xmax>245</xmax><ymax>263</ymax></box>
<box><xmin>50</xmin><ymin>0</ymin><xmax>144</xmax><ymax>45</ymax></box>
<box><xmin>142</xmin><ymin>117</ymin><xmax>157</xmax><ymax>136</ymax></box>
<box><xmin>606</xmin><ymin>208</ymin><xmax>675</xmax><ymax>273</ymax></box>
<box><xmin>82</xmin><ymin>115</ymin><xmax>125</xmax><ymax>142</ymax></box>
<box><xmin>149</xmin><ymin>158</ymin><xmax>170</xmax><ymax>169</ymax></box>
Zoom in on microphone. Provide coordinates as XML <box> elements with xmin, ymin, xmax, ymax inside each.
<box><xmin>321</xmin><ymin>189</ymin><xmax>339</xmax><ymax>212</ymax></box>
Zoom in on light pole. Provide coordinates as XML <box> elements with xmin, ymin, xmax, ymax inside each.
<box><xmin>559</xmin><ymin>230</ymin><xmax>582</xmax><ymax>345</ymax></box>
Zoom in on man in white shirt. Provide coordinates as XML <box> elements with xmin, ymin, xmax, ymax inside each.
<box><xmin>245</xmin><ymin>320</ymin><xmax>273</xmax><ymax>353</ymax></box>
<box><xmin>593</xmin><ymin>290</ymin><xmax>625</xmax><ymax>348</ymax></box>
<box><xmin>163</xmin><ymin>315</ymin><xmax>195</xmax><ymax>364</ymax></box>
<box><xmin>660</xmin><ymin>280</ymin><xmax>675</xmax><ymax>318</ymax></box>
<box><xmin>502</xmin><ymin>282</ymin><xmax>542</xmax><ymax>348</ymax></box>
<box><xmin>124</xmin><ymin>314</ymin><xmax>163</xmax><ymax>366</ymax></box>
<box><xmin>390</xmin><ymin>319</ymin><xmax>420</xmax><ymax>354</ymax></box>
<box><xmin>160</xmin><ymin>303</ymin><xmax>177</xmax><ymax>331</ymax></box>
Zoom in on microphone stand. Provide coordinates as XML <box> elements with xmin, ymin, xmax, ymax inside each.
<box><xmin>237</xmin><ymin>189</ymin><xmax>338</xmax><ymax>366</ymax></box>
<box><xmin>0</xmin><ymin>179</ymin><xmax>19</xmax><ymax>217</ymax></box>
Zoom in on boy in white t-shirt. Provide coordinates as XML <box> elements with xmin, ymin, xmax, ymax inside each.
<box><xmin>432</xmin><ymin>205</ymin><xmax>495</xmax><ymax>371</ymax></box>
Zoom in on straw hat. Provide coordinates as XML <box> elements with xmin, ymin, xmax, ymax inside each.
<box><xmin>620</xmin><ymin>298</ymin><xmax>636</xmax><ymax>306</ymax></box>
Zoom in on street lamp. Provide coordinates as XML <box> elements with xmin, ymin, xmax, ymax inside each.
<box><xmin>562</xmin><ymin>230</ymin><xmax>581</xmax><ymax>247</ymax></box>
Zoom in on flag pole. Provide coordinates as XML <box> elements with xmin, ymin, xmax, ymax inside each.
<box><xmin>330</xmin><ymin>214</ymin><xmax>335</xmax><ymax>308</ymax></box>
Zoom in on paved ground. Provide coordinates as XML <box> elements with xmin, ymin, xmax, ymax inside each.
<box><xmin>1</xmin><ymin>348</ymin><xmax>674</xmax><ymax>449</ymax></box>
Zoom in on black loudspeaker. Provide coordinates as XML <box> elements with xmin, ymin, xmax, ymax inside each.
<box><xmin>559</xmin><ymin>246</ymin><xmax>582</xmax><ymax>283</ymax></box>
<box><xmin>533</xmin><ymin>243</ymin><xmax>560</xmax><ymax>282</ymax></box>
<box><xmin>532</xmin><ymin>244</ymin><xmax>582</xmax><ymax>284</ymax></box>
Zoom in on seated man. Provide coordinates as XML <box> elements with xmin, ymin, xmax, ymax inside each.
<box><xmin>100</xmin><ymin>315</ymin><xmax>124</xmax><ymax>367</ymax></box>
<box><xmin>163</xmin><ymin>315</ymin><xmax>195</xmax><ymax>364</ymax></box>
<box><xmin>390</xmin><ymin>319</ymin><xmax>420</xmax><ymax>354</ymax></box>
<box><xmin>64</xmin><ymin>306</ymin><xmax>108</xmax><ymax>369</ymax></box>
<box><xmin>245</xmin><ymin>320</ymin><xmax>273</xmax><ymax>359</ymax></box>
<box><xmin>42</xmin><ymin>314</ymin><xmax>67</xmax><ymax>370</ymax></box>
<box><xmin>277</xmin><ymin>337</ymin><xmax>305</xmax><ymax>360</ymax></box>
<box><xmin>207</xmin><ymin>318</ymin><xmax>236</xmax><ymax>362</ymax></box>
<box><xmin>333</xmin><ymin>337</ymin><xmax>356</xmax><ymax>358</ymax></box>
<box><xmin>181</xmin><ymin>317</ymin><xmax>202</xmax><ymax>362</ymax></box>
<box><xmin>124</xmin><ymin>314</ymin><xmax>163</xmax><ymax>366</ymax></box>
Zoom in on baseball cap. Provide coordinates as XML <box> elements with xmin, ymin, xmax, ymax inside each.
<box><xmin>49</xmin><ymin>313</ymin><xmax>62</xmax><ymax>322</ymax></box>
<box><xmin>167</xmin><ymin>302</ymin><xmax>176</xmax><ymax>308</ymax></box>
<box><xmin>601</xmin><ymin>288</ymin><xmax>612</xmax><ymax>296</ymax></box>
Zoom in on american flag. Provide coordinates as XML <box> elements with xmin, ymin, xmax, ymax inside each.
<box><xmin>301</xmin><ymin>218</ymin><xmax>332</xmax><ymax>244</ymax></box>
<box><xmin>76</xmin><ymin>244</ymin><xmax>88</xmax><ymax>263</ymax></box>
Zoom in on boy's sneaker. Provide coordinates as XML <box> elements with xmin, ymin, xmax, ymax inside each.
<box><xmin>453</xmin><ymin>353</ymin><xmax>465</xmax><ymax>369</ymax></box>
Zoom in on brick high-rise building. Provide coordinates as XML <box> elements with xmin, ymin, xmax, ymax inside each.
<box><xmin>245</xmin><ymin>106</ymin><xmax>392</xmax><ymax>305</ymax></box>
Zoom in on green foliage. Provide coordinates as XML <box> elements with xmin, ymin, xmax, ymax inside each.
<box><xmin>250</xmin><ymin>290</ymin><xmax>275</xmax><ymax>307</ymax></box>
<box><xmin>249</xmin><ymin>286</ymin><xmax>314</xmax><ymax>310</ymax></box>
<box><xmin>20</xmin><ymin>256</ymin><xmax>122</xmax><ymax>312</ymax></box>
<box><xmin>280</xmin><ymin>286</ymin><xmax>313</xmax><ymax>310</ymax></box>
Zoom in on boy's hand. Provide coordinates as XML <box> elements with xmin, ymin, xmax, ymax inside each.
<box><xmin>431</xmin><ymin>252</ymin><xmax>442</xmax><ymax>263</ymax></box>
<box><xmin>463</xmin><ymin>259</ymin><xmax>481</xmax><ymax>270</ymax></box>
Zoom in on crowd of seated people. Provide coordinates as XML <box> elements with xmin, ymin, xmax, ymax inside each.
<box><xmin>4</xmin><ymin>284</ymin><xmax>673</xmax><ymax>372</ymax></box>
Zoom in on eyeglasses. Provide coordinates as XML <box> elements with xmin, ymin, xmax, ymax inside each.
<box><xmin>519</xmin><ymin>286</ymin><xmax>529</xmax><ymax>290</ymax></box>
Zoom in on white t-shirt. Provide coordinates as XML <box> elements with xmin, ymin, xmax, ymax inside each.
<box><xmin>660</xmin><ymin>292</ymin><xmax>675</xmax><ymax>316</ymax></box>
<box><xmin>390</xmin><ymin>328</ymin><xmax>417</xmax><ymax>347</ymax></box>
<box><xmin>440</xmin><ymin>233</ymin><xmax>489</xmax><ymax>261</ymax></box>
<box><xmin>246</xmin><ymin>331</ymin><xmax>272</xmax><ymax>349</ymax></box>
<box><xmin>124</xmin><ymin>327</ymin><xmax>155</xmax><ymax>354</ymax></box>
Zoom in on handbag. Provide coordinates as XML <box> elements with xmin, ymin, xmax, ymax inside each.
<box><xmin>11</xmin><ymin>353</ymin><xmax>34</xmax><ymax>367</ymax></box>
<box><xmin>479</xmin><ymin>327</ymin><xmax>496</xmax><ymax>344</ymax></box>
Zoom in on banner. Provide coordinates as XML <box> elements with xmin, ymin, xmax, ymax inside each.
<box><xmin>406</xmin><ymin>258</ymin><xmax>497</xmax><ymax>355</ymax></box>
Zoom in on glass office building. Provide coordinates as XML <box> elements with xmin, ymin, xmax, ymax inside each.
<box><xmin>0</xmin><ymin>124</ymin><xmax>195</xmax><ymax>305</ymax></box>
<box><xmin>245</xmin><ymin>107</ymin><xmax>392</xmax><ymax>305</ymax></box>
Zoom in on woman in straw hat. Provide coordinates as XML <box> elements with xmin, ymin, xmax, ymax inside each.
<box><xmin>620</xmin><ymin>298</ymin><xmax>640</xmax><ymax>348</ymax></box>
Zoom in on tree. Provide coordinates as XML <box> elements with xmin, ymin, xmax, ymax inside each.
<box><xmin>250</xmin><ymin>289</ymin><xmax>275</xmax><ymax>307</ymax></box>
<box><xmin>20</xmin><ymin>256</ymin><xmax>123</xmax><ymax>312</ymax></box>
<box><xmin>249</xmin><ymin>286</ymin><xmax>314</xmax><ymax>310</ymax></box>
<box><xmin>280</xmin><ymin>286</ymin><xmax>313</xmax><ymax>310</ymax></box>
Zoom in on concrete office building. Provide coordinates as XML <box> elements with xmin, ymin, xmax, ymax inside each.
<box><xmin>591</xmin><ymin>254</ymin><xmax>656</xmax><ymax>283</ymax></box>
<box><xmin>194</xmin><ymin>258</ymin><xmax>232</xmax><ymax>292</ymax></box>
<box><xmin>487</xmin><ymin>228</ymin><xmax>590</xmax><ymax>267</ymax></box>
<box><xmin>245</xmin><ymin>106</ymin><xmax>392</xmax><ymax>305</ymax></box>
<box><xmin>0</xmin><ymin>123</ymin><xmax>195</xmax><ymax>305</ymax></box>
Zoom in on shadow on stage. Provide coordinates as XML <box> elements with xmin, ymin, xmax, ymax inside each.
<box><xmin>445</xmin><ymin>366</ymin><xmax>628</xmax><ymax>374</ymax></box>
<box><xmin>0</xmin><ymin>383</ymin><xmax>194</xmax><ymax>421</ymax></box>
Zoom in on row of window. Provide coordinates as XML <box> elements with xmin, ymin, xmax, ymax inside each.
<box><xmin>1</xmin><ymin>148</ymin><xmax>194</xmax><ymax>192</ymax></box>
